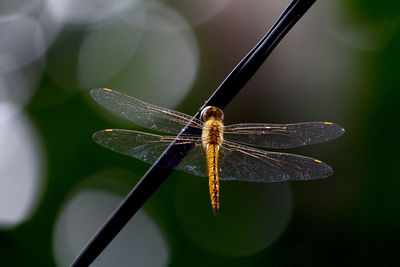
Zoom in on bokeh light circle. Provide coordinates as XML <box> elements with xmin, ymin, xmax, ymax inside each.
<box><xmin>46</xmin><ymin>0</ymin><xmax>140</xmax><ymax>25</ymax></box>
<box><xmin>53</xmin><ymin>189</ymin><xmax>169</xmax><ymax>267</ymax></box>
<box><xmin>0</xmin><ymin>15</ymin><xmax>46</xmax><ymax>73</ymax></box>
<box><xmin>0</xmin><ymin>103</ymin><xmax>44</xmax><ymax>228</ymax></box>
<box><xmin>78</xmin><ymin>14</ymin><xmax>146</xmax><ymax>89</ymax></box>
<box><xmin>82</xmin><ymin>3</ymin><xmax>199</xmax><ymax>108</ymax></box>
<box><xmin>175</xmin><ymin>178</ymin><xmax>292</xmax><ymax>257</ymax></box>
<box><xmin>0</xmin><ymin>63</ymin><xmax>43</xmax><ymax>107</ymax></box>
<box><xmin>0</xmin><ymin>0</ymin><xmax>44</xmax><ymax>18</ymax></box>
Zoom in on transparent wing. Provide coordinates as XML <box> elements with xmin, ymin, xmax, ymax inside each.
<box><xmin>218</xmin><ymin>140</ymin><xmax>333</xmax><ymax>182</ymax></box>
<box><xmin>91</xmin><ymin>88</ymin><xmax>203</xmax><ymax>134</ymax></box>
<box><xmin>224</xmin><ymin>122</ymin><xmax>345</xmax><ymax>148</ymax></box>
<box><xmin>92</xmin><ymin>129</ymin><xmax>207</xmax><ymax>177</ymax></box>
<box><xmin>93</xmin><ymin>129</ymin><xmax>333</xmax><ymax>182</ymax></box>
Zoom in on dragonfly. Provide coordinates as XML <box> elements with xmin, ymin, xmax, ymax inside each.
<box><xmin>91</xmin><ymin>88</ymin><xmax>345</xmax><ymax>215</ymax></box>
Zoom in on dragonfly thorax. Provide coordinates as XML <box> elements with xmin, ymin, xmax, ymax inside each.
<box><xmin>202</xmin><ymin>119</ymin><xmax>224</xmax><ymax>148</ymax></box>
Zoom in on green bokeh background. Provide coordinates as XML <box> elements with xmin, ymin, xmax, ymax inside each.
<box><xmin>1</xmin><ymin>0</ymin><xmax>400</xmax><ymax>266</ymax></box>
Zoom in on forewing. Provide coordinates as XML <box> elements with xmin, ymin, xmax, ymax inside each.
<box><xmin>218</xmin><ymin>140</ymin><xmax>333</xmax><ymax>182</ymax></box>
<box><xmin>224</xmin><ymin>122</ymin><xmax>345</xmax><ymax>148</ymax></box>
<box><xmin>93</xmin><ymin>129</ymin><xmax>207</xmax><ymax>176</ymax></box>
<box><xmin>91</xmin><ymin>88</ymin><xmax>203</xmax><ymax>134</ymax></box>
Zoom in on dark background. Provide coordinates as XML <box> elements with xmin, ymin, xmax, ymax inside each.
<box><xmin>0</xmin><ymin>0</ymin><xmax>399</xmax><ymax>266</ymax></box>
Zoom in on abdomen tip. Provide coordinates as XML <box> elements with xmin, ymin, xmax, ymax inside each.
<box><xmin>213</xmin><ymin>208</ymin><xmax>219</xmax><ymax>216</ymax></box>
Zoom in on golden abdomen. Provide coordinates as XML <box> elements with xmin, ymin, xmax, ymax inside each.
<box><xmin>202</xmin><ymin>119</ymin><xmax>224</xmax><ymax>215</ymax></box>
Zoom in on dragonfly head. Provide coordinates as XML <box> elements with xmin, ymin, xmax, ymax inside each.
<box><xmin>201</xmin><ymin>106</ymin><xmax>224</xmax><ymax>121</ymax></box>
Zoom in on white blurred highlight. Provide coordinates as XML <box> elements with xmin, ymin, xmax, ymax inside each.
<box><xmin>0</xmin><ymin>15</ymin><xmax>46</xmax><ymax>72</ymax></box>
<box><xmin>53</xmin><ymin>189</ymin><xmax>169</xmax><ymax>267</ymax></box>
<box><xmin>131</xmin><ymin>1</ymin><xmax>195</xmax><ymax>31</ymax></box>
<box><xmin>0</xmin><ymin>103</ymin><xmax>44</xmax><ymax>228</ymax></box>
<box><xmin>81</xmin><ymin>2</ymin><xmax>199</xmax><ymax>108</ymax></box>
<box><xmin>0</xmin><ymin>65</ymin><xmax>31</xmax><ymax>106</ymax></box>
<box><xmin>0</xmin><ymin>0</ymin><xmax>44</xmax><ymax>18</ymax></box>
<box><xmin>78</xmin><ymin>13</ymin><xmax>146</xmax><ymax>88</ymax></box>
<box><xmin>46</xmin><ymin>0</ymin><xmax>140</xmax><ymax>25</ymax></box>
<box><xmin>0</xmin><ymin>61</ymin><xmax>44</xmax><ymax>107</ymax></box>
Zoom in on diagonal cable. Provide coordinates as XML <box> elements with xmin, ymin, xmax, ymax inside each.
<box><xmin>71</xmin><ymin>1</ymin><xmax>316</xmax><ymax>266</ymax></box>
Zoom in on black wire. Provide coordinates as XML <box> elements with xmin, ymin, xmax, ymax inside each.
<box><xmin>71</xmin><ymin>0</ymin><xmax>316</xmax><ymax>266</ymax></box>
<box><xmin>205</xmin><ymin>0</ymin><xmax>316</xmax><ymax>110</ymax></box>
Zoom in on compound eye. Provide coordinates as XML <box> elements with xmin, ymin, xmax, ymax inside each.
<box><xmin>216</xmin><ymin>109</ymin><xmax>224</xmax><ymax>121</ymax></box>
<box><xmin>200</xmin><ymin>106</ymin><xmax>212</xmax><ymax>121</ymax></box>
<box><xmin>200</xmin><ymin>106</ymin><xmax>224</xmax><ymax>121</ymax></box>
